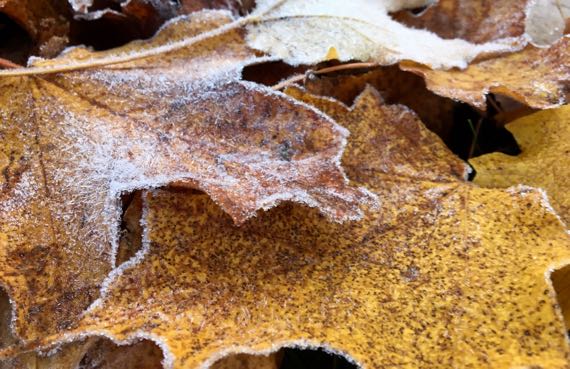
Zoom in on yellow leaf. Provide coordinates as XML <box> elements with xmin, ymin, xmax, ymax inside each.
<box><xmin>9</xmin><ymin>87</ymin><xmax>570</xmax><ymax>369</ymax></box>
<box><xmin>0</xmin><ymin>10</ymin><xmax>371</xmax><ymax>344</ymax></box>
<box><xmin>401</xmin><ymin>36</ymin><xmax>570</xmax><ymax>110</ymax></box>
<box><xmin>471</xmin><ymin>105</ymin><xmax>570</xmax><ymax>225</ymax></box>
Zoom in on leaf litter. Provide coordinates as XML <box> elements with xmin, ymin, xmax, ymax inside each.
<box><xmin>0</xmin><ymin>1</ymin><xmax>569</xmax><ymax>369</ymax></box>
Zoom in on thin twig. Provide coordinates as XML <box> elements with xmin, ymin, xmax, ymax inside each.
<box><xmin>272</xmin><ymin>61</ymin><xmax>379</xmax><ymax>90</ymax></box>
<box><xmin>487</xmin><ymin>95</ymin><xmax>502</xmax><ymax>113</ymax></box>
<box><xmin>468</xmin><ymin>117</ymin><xmax>483</xmax><ymax>159</ymax></box>
<box><xmin>0</xmin><ymin>58</ymin><xmax>22</xmax><ymax>69</ymax></box>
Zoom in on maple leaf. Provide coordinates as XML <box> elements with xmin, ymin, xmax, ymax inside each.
<box><xmin>7</xmin><ymin>86</ymin><xmax>570</xmax><ymax>369</ymax></box>
<box><xmin>471</xmin><ymin>105</ymin><xmax>570</xmax><ymax>226</ymax></box>
<box><xmin>401</xmin><ymin>36</ymin><xmax>570</xmax><ymax>110</ymax></box>
<box><xmin>0</xmin><ymin>10</ymin><xmax>372</xmax><ymax>343</ymax></box>
<box><xmin>245</xmin><ymin>0</ymin><xmax>524</xmax><ymax>69</ymax></box>
<box><xmin>300</xmin><ymin>65</ymin><xmax>456</xmax><ymax>140</ymax></box>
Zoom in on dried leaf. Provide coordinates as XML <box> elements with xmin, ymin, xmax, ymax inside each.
<box><xmin>0</xmin><ymin>11</ymin><xmax>370</xmax><ymax>343</ymax></box>
<box><xmin>471</xmin><ymin>105</ymin><xmax>570</xmax><ymax>225</ymax></box>
<box><xmin>302</xmin><ymin>65</ymin><xmax>456</xmax><ymax>140</ymax></box>
<box><xmin>392</xmin><ymin>0</ymin><xmax>527</xmax><ymax>43</ymax></box>
<box><xmin>401</xmin><ymin>36</ymin><xmax>570</xmax><ymax>110</ymax></box>
<box><xmin>245</xmin><ymin>0</ymin><xmax>523</xmax><ymax>69</ymax></box>
<box><xmin>12</xmin><ymin>87</ymin><xmax>570</xmax><ymax>369</ymax></box>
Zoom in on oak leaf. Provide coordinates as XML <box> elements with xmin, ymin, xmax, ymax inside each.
<box><xmin>10</xmin><ymin>87</ymin><xmax>570</xmax><ymax>369</ymax></box>
<box><xmin>0</xmin><ymin>10</ymin><xmax>371</xmax><ymax>344</ymax></box>
<box><xmin>401</xmin><ymin>36</ymin><xmax>570</xmax><ymax>110</ymax></box>
<box><xmin>245</xmin><ymin>0</ymin><xmax>523</xmax><ymax>69</ymax></box>
<box><xmin>471</xmin><ymin>105</ymin><xmax>570</xmax><ymax>225</ymax></box>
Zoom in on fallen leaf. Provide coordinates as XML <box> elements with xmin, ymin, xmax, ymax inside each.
<box><xmin>302</xmin><ymin>65</ymin><xmax>456</xmax><ymax>140</ymax></box>
<box><xmin>470</xmin><ymin>105</ymin><xmax>570</xmax><ymax>225</ymax></box>
<box><xmin>401</xmin><ymin>36</ymin><xmax>570</xmax><ymax>110</ymax></box>
<box><xmin>11</xmin><ymin>86</ymin><xmax>570</xmax><ymax>369</ymax></box>
<box><xmin>392</xmin><ymin>0</ymin><xmax>527</xmax><ymax>43</ymax></box>
<box><xmin>245</xmin><ymin>0</ymin><xmax>523</xmax><ymax>69</ymax></box>
<box><xmin>0</xmin><ymin>10</ymin><xmax>370</xmax><ymax>344</ymax></box>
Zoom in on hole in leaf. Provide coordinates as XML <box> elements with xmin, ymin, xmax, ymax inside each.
<box><xmin>280</xmin><ymin>348</ymin><xmax>358</xmax><ymax>369</ymax></box>
<box><xmin>0</xmin><ymin>13</ymin><xmax>33</xmax><ymax>65</ymax></box>
<box><xmin>0</xmin><ymin>287</ymin><xmax>16</xmax><ymax>348</ymax></box>
<box><xmin>116</xmin><ymin>191</ymin><xmax>144</xmax><ymax>266</ymax></box>
<box><xmin>550</xmin><ymin>264</ymin><xmax>570</xmax><ymax>333</ymax></box>
<box><xmin>78</xmin><ymin>337</ymin><xmax>164</xmax><ymax>369</ymax></box>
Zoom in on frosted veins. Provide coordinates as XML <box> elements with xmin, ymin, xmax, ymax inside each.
<box><xmin>246</xmin><ymin>0</ymin><xmax>525</xmax><ymax>69</ymax></box>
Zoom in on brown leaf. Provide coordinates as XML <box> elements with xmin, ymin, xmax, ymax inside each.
<box><xmin>401</xmin><ymin>36</ymin><xmax>570</xmax><ymax>110</ymax></box>
<box><xmin>0</xmin><ymin>10</ymin><xmax>370</xmax><ymax>344</ymax></box>
<box><xmin>302</xmin><ymin>65</ymin><xmax>456</xmax><ymax>140</ymax></box>
<box><xmin>0</xmin><ymin>0</ymin><xmax>70</xmax><ymax>60</ymax></box>
<box><xmin>11</xmin><ymin>87</ymin><xmax>570</xmax><ymax>369</ymax></box>
<box><xmin>392</xmin><ymin>0</ymin><xmax>527</xmax><ymax>43</ymax></box>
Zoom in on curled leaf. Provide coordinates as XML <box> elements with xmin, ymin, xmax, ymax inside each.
<box><xmin>12</xmin><ymin>87</ymin><xmax>570</xmax><ymax>369</ymax></box>
<box><xmin>471</xmin><ymin>105</ymin><xmax>570</xmax><ymax>225</ymax></box>
<box><xmin>401</xmin><ymin>36</ymin><xmax>570</xmax><ymax>110</ymax></box>
<box><xmin>245</xmin><ymin>0</ymin><xmax>523</xmax><ymax>69</ymax></box>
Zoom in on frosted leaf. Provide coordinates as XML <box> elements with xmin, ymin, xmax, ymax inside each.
<box><xmin>14</xmin><ymin>87</ymin><xmax>570</xmax><ymax>369</ymax></box>
<box><xmin>0</xmin><ymin>10</ymin><xmax>372</xmax><ymax>343</ymax></box>
<box><xmin>526</xmin><ymin>0</ymin><xmax>570</xmax><ymax>47</ymax></box>
<box><xmin>245</xmin><ymin>0</ymin><xmax>525</xmax><ymax>69</ymax></box>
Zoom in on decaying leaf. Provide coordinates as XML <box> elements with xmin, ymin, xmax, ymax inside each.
<box><xmin>401</xmin><ymin>36</ymin><xmax>570</xmax><ymax>110</ymax></box>
<box><xmin>471</xmin><ymin>105</ymin><xmax>570</xmax><ymax>225</ymax></box>
<box><xmin>392</xmin><ymin>0</ymin><xmax>527</xmax><ymax>43</ymax></box>
<box><xmin>8</xmin><ymin>87</ymin><xmax>570</xmax><ymax>369</ymax></box>
<box><xmin>302</xmin><ymin>65</ymin><xmax>456</xmax><ymax>140</ymax></box>
<box><xmin>0</xmin><ymin>0</ymin><xmax>69</xmax><ymax>59</ymax></box>
<box><xmin>245</xmin><ymin>0</ymin><xmax>523</xmax><ymax>69</ymax></box>
<box><xmin>0</xmin><ymin>10</ymin><xmax>371</xmax><ymax>344</ymax></box>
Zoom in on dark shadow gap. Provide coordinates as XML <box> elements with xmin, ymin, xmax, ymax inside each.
<box><xmin>550</xmin><ymin>265</ymin><xmax>570</xmax><ymax>336</ymax></box>
<box><xmin>116</xmin><ymin>191</ymin><xmax>144</xmax><ymax>266</ymax></box>
<box><xmin>0</xmin><ymin>13</ymin><xmax>33</xmax><ymax>65</ymax></box>
<box><xmin>449</xmin><ymin>94</ymin><xmax>521</xmax><ymax>161</ymax></box>
<box><xmin>242</xmin><ymin>61</ymin><xmax>308</xmax><ymax>88</ymax></box>
<box><xmin>280</xmin><ymin>348</ymin><xmax>357</xmax><ymax>369</ymax></box>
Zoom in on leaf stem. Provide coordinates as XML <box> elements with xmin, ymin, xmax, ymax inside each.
<box><xmin>468</xmin><ymin>117</ymin><xmax>482</xmax><ymax>159</ymax></box>
<box><xmin>0</xmin><ymin>0</ymin><xmax>288</xmax><ymax>77</ymax></box>
<box><xmin>272</xmin><ymin>62</ymin><xmax>379</xmax><ymax>90</ymax></box>
<box><xmin>0</xmin><ymin>57</ymin><xmax>22</xmax><ymax>69</ymax></box>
